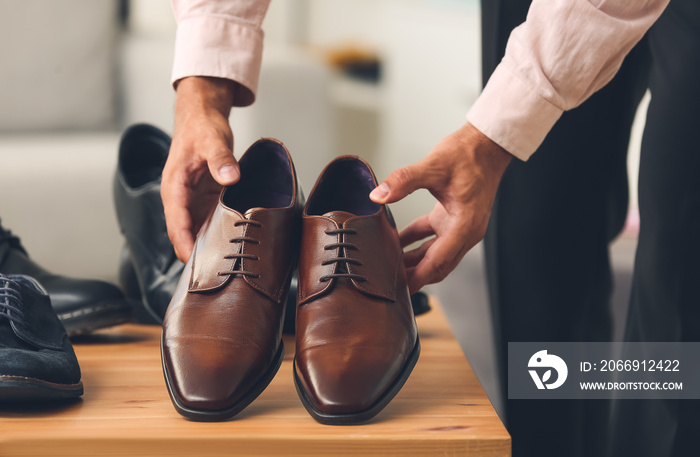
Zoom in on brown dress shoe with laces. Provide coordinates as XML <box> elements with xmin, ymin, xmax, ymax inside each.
<box><xmin>161</xmin><ymin>139</ymin><xmax>303</xmax><ymax>421</ymax></box>
<box><xmin>294</xmin><ymin>156</ymin><xmax>420</xmax><ymax>425</ymax></box>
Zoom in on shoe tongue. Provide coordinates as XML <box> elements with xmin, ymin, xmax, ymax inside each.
<box><xmin>243</xmin><ymin>207</ymin><xmax>265</xmax><ymax>218</ymax></box>
<box><xmin>322</xmin><ymin>211</ymin><xmax>356</xmax><ymax>225</ymax></box>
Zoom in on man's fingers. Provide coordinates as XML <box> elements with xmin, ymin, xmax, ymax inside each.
<box><xmin>370</xmin><ymin>160</ymin><xmax>436</xmax><ymax>204</ymax></box>
<box><xmin>165</xmin><ymin>201</ymin><xmax>195</xmax><ymax>263</ymax></box>
<box><xmin>403</xmin><ymin>237</ymin><xmax>435</xmax><ymax>268</ymax></box>
<box><xmin>206</xmin><ymin>146</ymin><xmax>240</xmax><ymax>187</ymax></box>
<box><xmin>405</xmin><ymin>228</ymin><xmax>466</xmax><ymax>293</ymax></box>
<box><xmin>171</xmin><ymin>227</ymin><xmax>195</xmax><ymax>263</ymax></box>
<box><xmin>399</xmin><ymin>215</ymin><xmax>434</xmax><ymax>247</ymax></box>
<box><xmin>164</xmin><ymin>197</ymin><xmax>196</xmax><ymax>263</ymax></box>
<box><xmin>162</xmin><ymin>170</ymin><xmax>197</xmax><ymax>263</ymax></box>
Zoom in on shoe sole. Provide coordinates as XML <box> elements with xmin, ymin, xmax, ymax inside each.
<box><xmin>161</xmin><ymin>337</ymin><xmax>284</xmax><ymax>422</ymax></box>
<box><xmin>0</xmin><ymin>376</ymin><xmax>83</xmax><ymax>401</ymax></box>
<box><xmin>294</xmin><ymin>337</ymin><xmax>421</xmax><ymax>425</ymax></box>
<box><xmin>58</xmin><ymin>300</ymin><xmax>133</xmax><ymax>337</ymax></box>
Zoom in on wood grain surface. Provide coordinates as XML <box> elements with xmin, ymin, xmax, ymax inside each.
<box><xmin>0</xmin><ymin>299</ymin><xmax>510</xmax><ymax>456</ymax></box>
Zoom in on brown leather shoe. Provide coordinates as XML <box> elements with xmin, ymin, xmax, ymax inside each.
<box><xmin>161</xmin><ymin>139</ymin><xmax>303</xmax><ymax>421</ymax></box>
<box><xmin>294</xmin><ymin>156</ymin><xmax>420</xmax><ymax>425</ymax></box>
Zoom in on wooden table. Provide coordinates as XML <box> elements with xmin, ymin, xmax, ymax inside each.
<box><xmin>0</xmin><ymin>300</ymin><xmax>510</xmax><ymax>456</ymax></box>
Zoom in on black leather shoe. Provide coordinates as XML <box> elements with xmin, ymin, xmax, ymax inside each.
<box><xmin>114</xmin><ymin>124</ymin><xmax>184</xmax><ymax>323</ymax></box>
<box><xmin>0</xmin><ymin>222</ymin><xmax>132</xmax><ymax>336</ymax></box>
<box><xmin>0</xmin><ymin>274</ymin><xmax>83</xmax><ymax>401</ymax></box>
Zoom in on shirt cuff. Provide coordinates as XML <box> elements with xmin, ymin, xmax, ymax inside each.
<box><xmin>467</xmin><ymin>61</ymin><xmax>564</xmax><ymax>161</ymax></box>
<box><xmin>171</xmin><ymin>15</ymin><xmax>264</xmax><ymax>107</ymax></box>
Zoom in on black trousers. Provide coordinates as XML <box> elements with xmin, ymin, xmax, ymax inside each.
<box><xmin>481</xmin><ymin>1</ymin><xmax>700</xmax><ymax>456</ymax></box>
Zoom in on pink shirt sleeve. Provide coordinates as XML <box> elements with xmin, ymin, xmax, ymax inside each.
<box><xmin>467</xmin><ymin>0</ymin><xmax>669</xmax><ymax>160</ymax></box>
<box><xmin>171</xmin><ymin>0</ymin><xmax>271</xmax><ymax>107</ymax></box>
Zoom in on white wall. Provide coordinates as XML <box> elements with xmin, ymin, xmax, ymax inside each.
<box><xmin>0</xmin><ymin>0</ymin><xmax>118</xmax><ymax>132</ymax></box>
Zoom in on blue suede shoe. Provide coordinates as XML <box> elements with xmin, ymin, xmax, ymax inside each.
<box><xmin>0</xmin><ymin>274</ymin><xmax>83</xmax><ymax>401</ymax></box>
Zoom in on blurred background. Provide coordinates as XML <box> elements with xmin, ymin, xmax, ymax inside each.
<box><xmin>0</xmin><ymin>0</ymin><xmax>647</xmax><ymax>418</ymax></box>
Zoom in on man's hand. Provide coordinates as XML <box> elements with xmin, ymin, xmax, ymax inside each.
<box><xmin>369</xmin><ymin>122</ymin><xmax>512</xmax><ymax>293</ymax></box>
<box><xmin>162</xmin><ymin>76</ymin><xmax>239</xmax><ymax>262</ymax></box>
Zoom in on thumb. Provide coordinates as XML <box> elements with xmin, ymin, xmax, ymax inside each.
<box><xmin>207</xmin><ymin>145</ymin><xmax>240</xmax><ymax>186</ymax></box>
<box><xmin>370</xmin><ymin>161</ymin><xmax>430</xmax><ymax>204</ymax></box>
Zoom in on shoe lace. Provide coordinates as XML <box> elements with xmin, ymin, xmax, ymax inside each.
<box><xmin>0</xmin><ymin>276</ymin><xmax>26</xmax><ymax>326</ymax></box>
<box><xmin>320</xmin><ymin>228</ymin><xmax>367</xmax><ymax>282</ymax></box>
<box><xmin>217</xmin><ymin>220</ymin><xmax>262</xmax><ymax>279</ymax></box>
